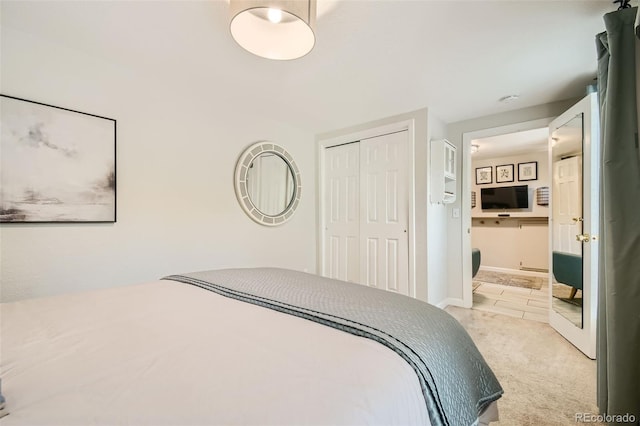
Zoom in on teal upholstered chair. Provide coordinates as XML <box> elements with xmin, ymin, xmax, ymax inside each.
<box><xmin>472</xmin><ymin>248</ymin><xmax>481</xmax><ymax>278</ymax></box>
<box><xmin>552</xmin><ymin>251</ymin><xmax>583</xmax><ymax>299</ymax></box>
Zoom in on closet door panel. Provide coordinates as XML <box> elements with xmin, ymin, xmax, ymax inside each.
<box><xmin>386</xmin><ymin>238</ymin><xmax>400</xmax><ymax>292</ymax></box>
<box><xmin>365</xmin><ymin>237</ymin><xmax>379</xmax><ymax>287</ymax></box>
<box><xmin>360</xmin><ymin>131</ymin><xmax>409</xmax><ymax>296</ymax></box>
<box><xmin>323</xmin><ymin>143</ymin><xmax>360</xmax><ymax>283</ymax></box>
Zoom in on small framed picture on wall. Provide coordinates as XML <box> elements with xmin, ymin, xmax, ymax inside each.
<box><xmin>475</xmin><ymin>166</ymin><xmax>492</xmax><ymax>185</ymax></box>
<box><xmin>518</xmin><ymin>161</ymin><xmax>538</xmax><ymax>181</ymax></box>
<box><xmin>496</xmin><ymin>164</ymin><xmax>514</xmax><ymax>183</ymax></box>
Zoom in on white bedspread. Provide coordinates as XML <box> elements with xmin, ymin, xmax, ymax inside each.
<box><xmin>1</xmin><ymin>280</ymin><xmax>431</xmax><ymax>425</ymax></box>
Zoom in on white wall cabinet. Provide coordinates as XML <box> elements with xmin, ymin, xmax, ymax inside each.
<box><xmin>430</xmin><ymin>139</ymin><xmax>456</xmax><ymax>204</ymax></box>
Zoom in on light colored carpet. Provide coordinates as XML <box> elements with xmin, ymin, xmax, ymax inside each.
<box><xmin>446</xmin><ymin>306</ymin><xmax>603</xmax><ymax>425</ymax></box>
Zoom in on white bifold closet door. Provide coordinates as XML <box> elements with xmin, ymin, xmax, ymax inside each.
<box><xmin>325</xmin><ymin>142</ymin><xmax>361</xmax><ymax>283</ymax></box>
<box><xmin>323</xmin><ymin>131</ymin><xmax>409</xmax><ymax>296</ymax></box>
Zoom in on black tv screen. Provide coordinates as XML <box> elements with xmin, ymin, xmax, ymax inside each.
<box><xmin>481</xmin><ymin>185</ymin><xmax>529</xmax><ymax>209</ymax></box>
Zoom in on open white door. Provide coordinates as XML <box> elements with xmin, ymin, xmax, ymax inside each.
<box><xmin>548</xmin><ymin>93</ymin><xmax>599</xmax><ymax>359</ymax></box>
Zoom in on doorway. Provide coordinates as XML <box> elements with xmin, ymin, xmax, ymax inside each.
<box><xmin>461</xmin><ymin>118</ymin><xmax>553</xmax><ymax>309</ymax></box>
<box><xmin>460</xmin><ymin>94</ymin><xmax>599</xmax><ymax>359</ymax></box>
<box><xmin>467</xmin><ymin>127</ymin><xmax>551</xmax><ymax>321</ymax></box>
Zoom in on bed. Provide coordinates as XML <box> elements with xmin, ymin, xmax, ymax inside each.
<box><xmin>0</xmin><ymin>268</ymin><xmax>502</xmax><ymax>425</ymax></box>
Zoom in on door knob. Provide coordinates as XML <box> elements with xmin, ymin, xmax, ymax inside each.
<box><xmin>572</xmin><ymin>217</ymin><xmax>583</xmax><ymax>223</ymax></box>
<box><xmin>576</xmin><ymin>234</ymin><xmax>591</xmax><ymax>242</ymax></box>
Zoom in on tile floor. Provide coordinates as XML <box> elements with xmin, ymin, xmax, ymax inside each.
<box><xmin>472</xmin><ymin>273</ymin><xmax>549</xmax><ymax>323</ymax></box>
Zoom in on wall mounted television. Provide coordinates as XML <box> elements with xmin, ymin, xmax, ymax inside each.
<box><xmin>481</xmin><ymin>185</ymin><xmax>529</xmax><ymax>209</ymax></box>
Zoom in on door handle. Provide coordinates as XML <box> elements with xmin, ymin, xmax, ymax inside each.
<box><xmin>572</xmin><ymin>217</ymin><xmax>583</xmax><ymax>223</ymax></box>
<box><xmin>576</xmin><ymin>234</ymin><xmax>590</xmax><ymax>242</ymax></box>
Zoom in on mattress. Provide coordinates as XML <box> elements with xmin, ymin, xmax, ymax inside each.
<box><xmin>0</xmin><ymin>271</ymin><xmax>500</xmax><ymax>425</ymax></box>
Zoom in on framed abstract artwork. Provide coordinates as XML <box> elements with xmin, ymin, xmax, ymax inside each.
<box><xmin>495</xmin><ymin>164</ymin><xmax>514</xmax><ymax>183</ymax></box>
<box><xmin>0</xmin><ymin>95</ymin><xmax>116</xmax><ymax>223</ymax></box>
<box><xmin>518</xmin><ymin>161</ymin><xmax>538</xmax><ymax>181</ymax></box>
<box><xmin>475</xmin><ymin>166</ymin><xmax>492</xmax><ymax>185</ymax></box>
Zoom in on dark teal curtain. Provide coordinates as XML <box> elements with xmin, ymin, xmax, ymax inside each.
<box><xmin>596</xmin><ymin>6</ymin><xmax>640</xmax><ymax>425</ymax></box>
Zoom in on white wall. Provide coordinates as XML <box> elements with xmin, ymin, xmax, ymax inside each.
<box><xmin>0</xmin><ymin>27</ymin><xmax>317</xmax><ymax>302</ymax></box>
<box><xmin>425</xmin><ymin>111</ymin><xmax>448</xmax><ymax>306</ymax></box>
<box><xmin>471</xmin><ymin>218</ymin><xmax>549</xmax><ymax>271</ymax></box>
<box><xmin>444</xmin><ymin>99</ymin><xmax>577</xmax><ymax>302</ymax></box>
<box><xmin>471</xmin><ymin>150</ymin><xmax>549</xmax><ymax>218</ymax></box>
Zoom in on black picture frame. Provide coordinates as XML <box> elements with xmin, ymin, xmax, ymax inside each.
<box><xmin>518</xmin><ymin>161</ymin><xmax>538</xmax><ymax>181</ymax></box>
<box><xmin>0</xmin><ymin>94</ymin><xmax>117</xmax><ymax>223</ymax></box>
<box><xmin>475</xmin><ymin>166</ymin><xmax>492</xmax><ymax>185</ymax></box>
<box><xmin>496</xmin><ymin>164</ymin><xmax>514</xmax><ymax>183</ymax></box>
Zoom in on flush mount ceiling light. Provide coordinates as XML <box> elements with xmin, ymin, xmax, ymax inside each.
<box><xmin>230</xmin><ymin>0</ymin><xmax>317</xmax><ymax>60</ymax></box>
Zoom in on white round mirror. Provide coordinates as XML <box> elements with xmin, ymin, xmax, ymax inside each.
<box><xmin>234</xmin><ymin>142</ymin><xmax>301</xmax><ymax>226</ymax></box>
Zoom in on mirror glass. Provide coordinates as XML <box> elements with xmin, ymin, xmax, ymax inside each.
<box><xmin>246</xmin><ymin>152</ymin><xmax>295</xmax><ymax>216</ymax></box>
<box><xmin>234</xmin><ymin>142</ymin><xmax>301</xmax><ymax>226</ymax></box>
<box><xmin>551</xmin><ymin>114</ymin><xmax>584</xmax><ymax>328</ymax></box>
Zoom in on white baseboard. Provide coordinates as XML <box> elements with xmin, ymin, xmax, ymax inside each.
<box><xmin>479</xmin><ymin>266</ymin><xmax>548</xmax><ymax>278</ymax></box>
<box><xmin>435</xmin><ymin>297</ymin><xmax>467</xmax><ymax>309</ymax></box>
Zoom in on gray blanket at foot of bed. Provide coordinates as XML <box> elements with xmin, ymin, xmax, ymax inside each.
<box><xmin>164</xmin><ymin>268</ymin><xmax>503</xmax><ymax>426</ymax></box>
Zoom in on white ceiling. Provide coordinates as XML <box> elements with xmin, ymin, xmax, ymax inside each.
<box><xmin>0</xmin><ymin>0</ymin><xmax>613</xmax><ymax>133</ymax></box>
